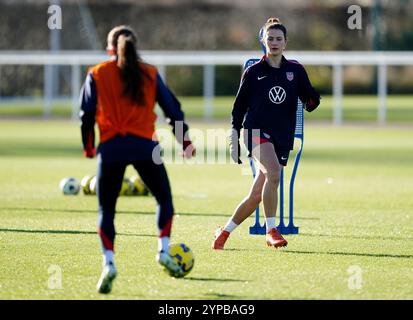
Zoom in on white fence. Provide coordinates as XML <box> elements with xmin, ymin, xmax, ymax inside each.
<box><xmin>0</xmin><ymin>50</ymin><xmax>413</xmax><ymax>124</ymax></box>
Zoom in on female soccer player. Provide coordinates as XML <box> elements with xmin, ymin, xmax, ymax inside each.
<box><xmin>212</xmin><ymin>18</ymin><xmax>320</xmax><ymax>250</ymax></box>
<box><xmin>80</xmin><ymin>25</ymin><xmax>195</xmax><ymax>293</ymax></box>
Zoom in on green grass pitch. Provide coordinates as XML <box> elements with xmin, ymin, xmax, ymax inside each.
<box><xmin>1</xmin><ymin>95</ymin><xmax>413</xmax><ymax>123</ymax></box>
<box><xmin>0</xmin><ymin>120</ymin><xmax>412</xmax><ymax>300</ymax></box>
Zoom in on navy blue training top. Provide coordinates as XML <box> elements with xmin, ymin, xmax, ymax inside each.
<box><xmin>231</xmin><ymin>55</ymin><xmax>320</xmax><ymax>150</ymax></box>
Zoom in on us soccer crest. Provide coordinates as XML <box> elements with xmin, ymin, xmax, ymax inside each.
<box><xmin>286</xmin><ymin>72</ymin><xmax>294</xmax><ymax>81</ymax></box>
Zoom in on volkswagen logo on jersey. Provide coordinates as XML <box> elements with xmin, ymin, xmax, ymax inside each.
<box><xmin>269</xmin><ymin>86</ymin><xmax>286</xmax><ymax>104</ymax></box>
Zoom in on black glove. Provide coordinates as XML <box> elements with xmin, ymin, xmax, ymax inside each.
<box><xmin>229</xmin><ymin>128</ymin><xmax>242</xmax><ymax>164</ymax></box>
<box><xmin>304</xmin><ymin>94</ymin><xmax>321</xmax><ymax>112</ymax></box>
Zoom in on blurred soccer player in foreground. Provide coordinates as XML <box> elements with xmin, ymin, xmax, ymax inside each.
<box><xmin>213</xmin><ymin>18</ymin><xmax>320</xmax><ymax>250</ymax></box>
<box><xmin>80</xmin><ymin>25</ymin><xmax>195</xmax><ymax>293</ymax></box>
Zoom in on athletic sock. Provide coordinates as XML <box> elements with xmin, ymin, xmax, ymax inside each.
<box><xmin>158</xmin><ymin>236</ymin><xmax>170</xmax><ymax>254</ymax></box>
<box><xmin>223</xmin><ymin>220</ymin><xmax>238</xmax><ymax>233</ymax></box>
<box><xmin>103</xmin><ymin>250</ymin><xmax>115</xmax><ymax>266</ymax></box>
<box><xmin>265</xmin><ymin>217</ymin><xmax>276</xmax><ymax>233</ymax></box>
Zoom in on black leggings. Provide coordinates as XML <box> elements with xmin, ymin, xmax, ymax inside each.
<box><xmin>96</xmin><ymin>160</ymin><xmax>174</xmax><ymax>252</ymax></box>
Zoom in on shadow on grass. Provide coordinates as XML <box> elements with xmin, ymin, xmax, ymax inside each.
<box><xmin>215</xmin><ymin>248</ymin><xmax>256</xmax><ymax>252</ymax></box>
<box><xmin>0</xmin><ymin>207</ymin><xmax>97</xmax><ymax>214</ymax></box>
<box><xmin>282</xmin><ymin>249</ymin><xmax>413</xmax><ymax>259</ymax></box>
<box><xmin>0</xmin><ymin>206</ymin><xmax>319</xmax><ymax>220</ymax></box>
<box><xmin>1</xmin><ymin>206</ymin><xmax>219</xmax><ymax>217</ymax></box>
<box><xmin>300</xmin><ymin>232</ymin><xmax>413</xmax><ymax>242</ymax></box>
<box><xmin>0</xmin><ymin>228</ymin><xmax>155</xmax><ymax>237</ymax></box>
<box><xmin>185</xmin><ymin>277</ymin><xmax>247</xmax><ymax>283</ymax></box>
<box><xmin>203</xmin><ymin>293</ymin><xmax>242</xmax><ymax>299</ymax></box>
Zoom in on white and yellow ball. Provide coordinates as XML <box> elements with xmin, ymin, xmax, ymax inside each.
<box><xmin>81</xmin><ymin>175</ymin><xmax>95</xmax><ymax>195</ymax></box>
<box><xmin>89</xmin><ymin>176</ymin><xmax>97</xmax><ymax>195</ymax></box>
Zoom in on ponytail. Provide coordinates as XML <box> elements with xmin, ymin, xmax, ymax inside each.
<box><xmin>107</xmin><ymin>25</ymin><xmax>146</xmax><ymax>105</ymax></box>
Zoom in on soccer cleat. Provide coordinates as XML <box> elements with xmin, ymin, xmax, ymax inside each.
<box><xmin>266</xmin><ymin>228</ymin><xmax>288</xmax><ymax>248</ymax></box>
<box><xmin>156</xmin><ymin>251</ymin><xmax>184</xmax><ymax>278</ymax></box>
<box><xmin>212</xmin><ymin>227</ymin><xmax>230</xmax><ymax>250</ymax></box>
<box><xmin>97</xmin><ymin>263</ymin><xmax>117</xmax><ymax>294</ymax></box>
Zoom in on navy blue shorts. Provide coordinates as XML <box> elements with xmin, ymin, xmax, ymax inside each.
<box><xmin>243</xmin><ymin>129</ymin><xmax>290</xmax><ymax>166</ymax></box>
<box><xmin>97</xmin><ymin>134</ymin><xmax>159</xmax><ymax>163</ymax></box>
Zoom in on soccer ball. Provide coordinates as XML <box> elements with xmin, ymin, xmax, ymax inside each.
<box><xmin>129</xmin><ymin>175</ymin><xmax>149</xmax><ymax>196</ymax></box>
<box><xmin>81</xmin><ymin>175</ymin><xmax>94</xmax><ymax>195</ymax></box>
<box><xmin>119</xmin><ymin>178</ymin><xmax>133</xmax><ymax>196</ymax></box>
<box><xmin>59</xmin><ymin>177</ymin><xmax>80</xmax><ymax>195</ymax></box>
<box><xmin>89</xmin><ymin>176</ymin><xmax>97</xmax><ymax>195</ymax></box>
<box><xmin>169</xmin><ymin>243</ymin><xmax>194</xmax><ymax>277</ymax></box>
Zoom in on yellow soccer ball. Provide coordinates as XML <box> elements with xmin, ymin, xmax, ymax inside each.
<box><xmin>119</xmin><ymin>178</ymin><xmax>132</xmax><ymax>196</ymax></box>
<box><xmin>169</xmin><ymin>243</ymin><xmax>194</xmax><ymax>277</ymax></box>
<box><xmin>129</xmin><ymin>175</ymin><xmax>149</xmax><ymax>196</ymax></box>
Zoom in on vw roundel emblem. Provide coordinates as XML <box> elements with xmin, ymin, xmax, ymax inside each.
<box><xmin>269</xmin><ymin>86</ymin><xmax>286</xmax><ymax>104</ymax></box>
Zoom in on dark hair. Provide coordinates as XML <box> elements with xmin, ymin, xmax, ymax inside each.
<box><xmin>264</xmin><ymin>17</ymin><xmax>287</xmax><ymax>39</ymax></box>
<box><xmin>107</xmin><ymin>25</ymin><xmax>145</xmax><ymax>105</ymax></box>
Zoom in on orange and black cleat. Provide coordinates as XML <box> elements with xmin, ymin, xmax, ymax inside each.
<box><xmin>212</xmin><ymin>227</ymin><xmax>230</xmax><ymax>250</ymax></box>
<box><xmin>266</xmin><ymin>228</ymin><xmax>288</xmax><ymax>248</ymax></box>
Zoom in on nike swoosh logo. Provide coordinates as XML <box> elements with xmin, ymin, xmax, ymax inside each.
<box><xmin>258</xmin><ymin>76</ymin><xmax>267</xmax><ymax>80</ymax></box>
<box><xmin>281</xmin><ymin>157</ymin><xmax>287</xmax><ymax>160</ymax></box>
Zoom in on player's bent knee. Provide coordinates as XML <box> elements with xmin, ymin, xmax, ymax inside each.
<box><xmin>264</xmin><ymin>170</ymin><xmax>281</xmax><ymax>185</ymax></box>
